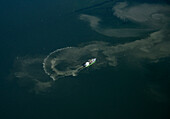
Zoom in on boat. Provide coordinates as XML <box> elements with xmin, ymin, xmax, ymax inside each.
<box><xmin>84</xmin><ymin>58</ymin><xmax>96</xmax><ymax>67</ymax></box>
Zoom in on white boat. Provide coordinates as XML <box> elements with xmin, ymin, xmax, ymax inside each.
<box><xmin>84</xmin><ymin>58</ymin><xmax>96</xmax><ymax>67</ymax></box>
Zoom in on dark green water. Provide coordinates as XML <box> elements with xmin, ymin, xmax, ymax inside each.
<box><xmin>0</xmin><ymin>0</ymin><xmax>170</xmax><ymax>119</ymax></box>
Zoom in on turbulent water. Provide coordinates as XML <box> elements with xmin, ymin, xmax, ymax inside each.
<box><xmin>43</xmin><ymin>42</ymin><xmax>111</xmax><ymax>81</ymax></box>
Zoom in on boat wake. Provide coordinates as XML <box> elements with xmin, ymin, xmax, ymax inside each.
<box><xmin>42</xmin><ymin>45</ymin><xmax>103</xmax><ymax>80</ymax></box>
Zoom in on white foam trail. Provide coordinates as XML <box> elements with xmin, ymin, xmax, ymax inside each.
<box><xmin>43</xmin><ymin>47</ymin><xmax>72</xmax><ymax>80</ymax></box>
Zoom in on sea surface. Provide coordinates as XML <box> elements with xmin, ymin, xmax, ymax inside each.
<box><xmin>0</xmin><ymin>0</ymin><xmax>170</xmax><ymax>119</ymax></box>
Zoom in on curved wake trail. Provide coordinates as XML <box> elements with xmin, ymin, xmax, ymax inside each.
<box><xmin>42</xmin><ymin>42</ymin><xmax>110</xmax><ymax>80</ymax></box>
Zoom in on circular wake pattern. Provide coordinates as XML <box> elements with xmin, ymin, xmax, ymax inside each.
<box><xmin>43</xmin><ymin>47</ymin><xmax>78</xmax><ymax>80</ymax></box>
<box><xmin>43</xmin><ymin>42</ymin><xmax>110</xmax><ymax>80</ymax></box>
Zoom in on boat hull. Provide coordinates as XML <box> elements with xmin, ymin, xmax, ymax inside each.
<box><xmin>84</xmin><ymin>58</ymin><xmax>96</xmax><ymax>67</ymax></box>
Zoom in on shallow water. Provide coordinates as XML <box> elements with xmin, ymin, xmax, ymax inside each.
<box><xmin>0</xmin><ymin>0</ymin><xmax>170</xmax><ymax>119</ymax></box>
